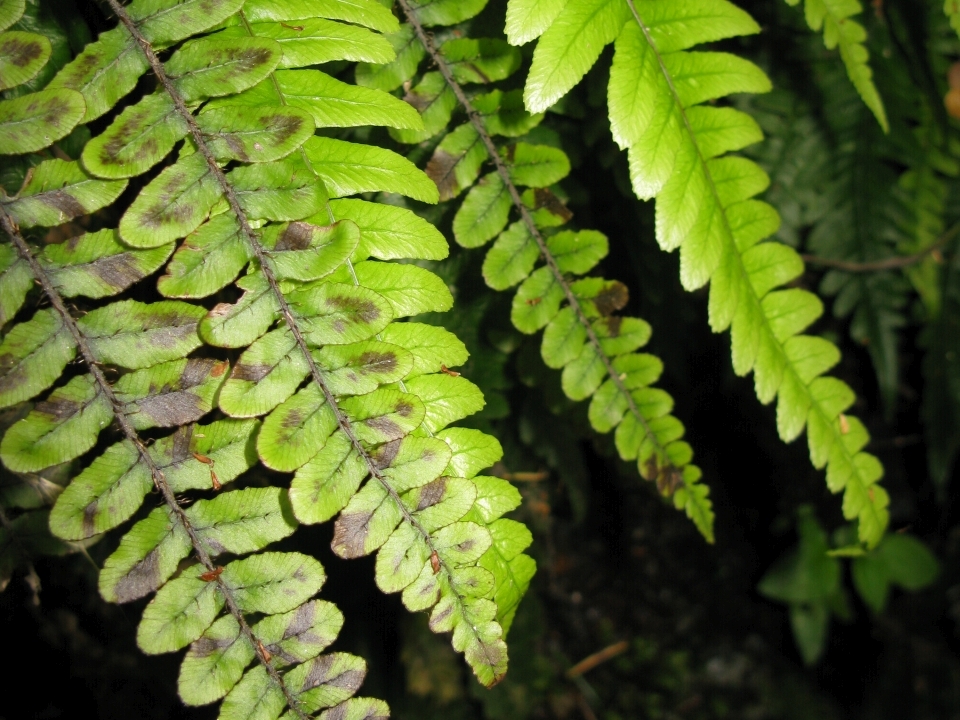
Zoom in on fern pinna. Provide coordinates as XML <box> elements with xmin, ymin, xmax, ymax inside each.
<box><xmin>506</xmin><ymin>0</ymin><xmax>890</xmax><ymax>547</ymax></box>
<box><xmin>0</xmin><ymin>0</ymin><xmax>535</xmax><ymax>711</ymax></box>
<box><xmin>358</xmin><ymin>0</ymin><xmax>714</xmax><ymax>540</ymax></box>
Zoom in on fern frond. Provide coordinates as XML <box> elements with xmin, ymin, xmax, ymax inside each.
<box><xmin>1</xmin><ymin>0</ymin><xmax>532</xmax><ymax>703</ymax></box>
<box><xmin>391</xmin><ymin>0</ymin><xmax>713</xmax><ymax>541</ymax></box>
<box><xmin>784</xmin><ymin>0</ymin><xmax>889</xmax><ymax>132</ymax></box>
<box><xmin>511</xmin><ymin>0</ymin><xmax>889</xmax><ymax>547</ymax></box>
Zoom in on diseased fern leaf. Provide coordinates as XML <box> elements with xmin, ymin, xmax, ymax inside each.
<box><xmin>1</xmin><ymin>0</ymin><xmax>535</xmax><ymax>706</ymax></box>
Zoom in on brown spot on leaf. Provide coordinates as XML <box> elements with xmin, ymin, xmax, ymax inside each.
<box><xmin>281</xmin><ymin>409</ymin><xmax>303</xmax><ymax>429</ymax></box>
<box><xmin>371</xmin><ymin>438</ymin><xmax>401</xmax><ymax>468</ymax></box>
<box><xmin>275</xmin><ymin>222</ymin><xmax>314</xmax><ymax>251</ymax></box>
<box><xmin>41</xmin><ymin>95</ymin><xmax>77</xmax><ymax>129</ymax></box>
<box><xmin>655</xmin><ymin>465</ymin><xmax>684</xmax><ymax>496</ymax></box>
<box><xmin>283</xmin><ymin>601</ymin><xmax>317</xmax><ymax>640</ymax></box>
<box><xmin>533</xmin><ymin>187</ymin><xmax>573</xmax><ymax>222</ymax></box>
<box><xmin>87</xmin><ymin>252</ymin><xmax>144</xmax><ymax>291</ymax></box>
<box><xmin>323</xmin><ymin>703</ymin><xmax>388</xmax><ymax>720</ymax></box>
<box><xmin>171</xmin><ymin>425</ymin><xmax>194</xmax><ymax>463</ymax></box>
<box><xmin>603</xmin><ymin>316</ymin><xmax>622</xmax><ymax>338</ymax></box>
<box><xmin>365</xmin><ymin>415</ymin><xmax>403</xmax><ymax>441</ymax></box>
<box><xmin>113</xmin><ymin>547</ymin><xmax>163</xmax><ymax>603</ymax></box>
<box><xmin>641</xmin><ymin>457</ymin><xmax>658</xmax><ymax>483</ymax></box>
<box><xmin>593</xmin><ymin>281</ymin><xmax>629</xmax><ymax>316</ymax></box>
<box><xmin>34</xmin><ymin>397</ymin><xmax>80</xmax><ymax>420</ymax></box>
<box><xmin>301</xmin><ymin>655</ymin><xmax>365</xmax><ymax>694</ymax></box>
<box><xmin>356</xmin><ymin>351</ymin><xmax>397</xmax><ymax>375</ymax></box>
<box><xmin>416</xmin><ymin>477</ymin><xmax>447</xmax><ymax>511</ymax></box>
<box><xmin>325</xmin><ymin>295</ymin><xmax>380</xmax><ymax>325</ymax></box>
<box><xmin>428</xmin><ymin>603</ymin><xmax>453</xmax><ymax>631</ymax></box>
<box><xmin>266</xmin><ymin>113</ymin><xmax>305</xmax><ymax>144</ymax></box>
<box><xmin>131</xmin><ymin>358</ymin><xmax>219</xmax><ymax>427</ymax></box>
<box><xmin>189</xmin><ymin>634</ymin><xmax>236</xmax><ymax>659</ymax></box>
<box><xmin>395</xmin><ymin>401</ymin><xmax>413</xmax><ymax>417</ymax></box>
<box><xmin>217</xmin><ymin>132</ymin><xmax>248</xmax><ymax>161</ymax></box>
<box><xmin>402</xmin><ymin>86</ymin><xmax>433</xmax><ymax>113</ymax></box>
<box><xmin>331</xmin><ymin>512</ymin><xmax>372</xmax><ymax>559</ymax></box>
<box><xmin>81</xmin><ymin>500</ymin><xmax>98</xmax><ymax>538</ymax></box>
<box><xmin>230</xmin><ymin>363</ymin><xmax>272</xmax><ymax>382</ymax></box>
<box><xmin>425</xmin><ymin>149</ymin><xmax>461</xmax><ymax>202</ymax></box>
<box><xmin>39</xmin><ymin>189</ymin><xmax>87</xmax><ymax>220</ymax></box>
<box><xmin>1</xmin><ymin>37</ymin><xmax>43</xmax><ymax>67</ymax></box>
<box><xmin>455</xmin><ymin>538</ymin><xmax>476</xmax><ymax>553</ymax></box>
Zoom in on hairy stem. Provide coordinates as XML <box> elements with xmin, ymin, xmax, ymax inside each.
<box><xmin>398</xmin><ymin>0</ymin><xmax>683</xmax><ymax>488</ymax></box>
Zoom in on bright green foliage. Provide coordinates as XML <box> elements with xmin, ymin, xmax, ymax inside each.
<box><xmin>0</xmin><ymin>30</ymin><xmax>50</xmax><ymax>91</ymax></box>
<box><xmin>395</xmin><ymin>0</ymin><xmax>714</xmax><ymax>541</ymax></box>
<box><xmin>0</xmin><ymin>86</ymin><xmax>84</xmax><ymax>153</ymax></box>
<box><xmin>1</xmin><ymin>0</ymin><xmax>536</xmax><ymax>711</ymax></box>
<box><xmin>783</xmin><ymin>0</ymin><xmax>889</xmax><ymax>132</ymax></box>
<box><xmin>3</xmin><ymin>0</ymin><xmax>937</xmax><ymax>707</ymax></box>
<box><xmin>512</xmin><ymin>0</ymin><xmax>889</xmax><ymax>547</ymax></box>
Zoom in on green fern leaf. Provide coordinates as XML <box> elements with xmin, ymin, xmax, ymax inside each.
<box><xmin>228</xmin><ymin>0</ymin><xmax>400</xmax><ymax>33</ymax></box>
<box><xmin>47</xmin><ymin>27</ymin><xmax>148</xmax><ymax>122</ymax></box>
<box><xmin>0</xmin><ymin>0</ymin><xmax>25</xmax><ymax>32</ymax></box>
<box><xmin>1</xmin><ymin>0</ymin><xmax>536</xmax><ymax>698</ymax></box>
<box><xmin>0</xmin><ymin>245</ymin><xmax>31</xmax><ymax>324</ymax></box>
<box><xmin>0</xmin><ymin>374</ymin><xmax>112</xmax><ymax>473</ymax></box>
<box><xmin>0</xmin><ymin>87</ymin><xmax>84</xmax><ymax>154</ymax></box>
<box><xmin>76</xmin><ymin>299</ymin><xmax>205</xmax><ymax>369</ymax></box>
<box><xmin>0</xmin><ymin>308</ymin><xmax>76</xmax><ymax>407</ymax></box>
<box><xmin>158</xmin><ymin>216</ymin><xmax>251</xmax><ymax>299</ymax></box>
<box><xmin>355</xmin><ymin>25</ymin><xmax>426</xmax><ymax>92</ymax></box>
<box><xmin>119</xmin><ymin>152</ymin><xmax>224</xmax><ymax>248</ymax></box>
<box><xmin>329</xmin><ymin>199</ymin><xmax>449</xmax><ymax>260</ymax></box>
<box><xmin>209</xmin><ymin>69</ymin><xmax>423</xmax><ymax>131</ymax></box>
<box><xmin>49</xmin><ymin>419</ymin><xmax>259</xmax><ymax>540</ymax></box>
<box><xmin>40</xmin><ymin>229</ymin><xmax>173</xmax><ymax>299</ymax></box>
<box><xmin>511</xmin><ymin>0</ymin><xmax>889</xmax><ymax>546</ymax></box>
<box><xmin>217</xmin><ymin>18</ymin><xmax>394</xmax><ymax>66</ymax></box>
<box><xmin>303</xmin><ymin>136</ymin><xmax>439</xmax><ymax>202</ymax></box>
<box><xmin>0</xmin><ymin>30</ymin><xmax>51</xmax><ymax>91</ymax></box>
<box><xmin>523</xmin><ymin>0</ymin><xmax>631</xmax><ymax>113</ymax></box>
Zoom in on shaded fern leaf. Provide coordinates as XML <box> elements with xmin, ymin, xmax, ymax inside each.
<box><xmin>783</xmin><ymin>0</ymin><xmax>888</xmax><ymax>132</ymax></box>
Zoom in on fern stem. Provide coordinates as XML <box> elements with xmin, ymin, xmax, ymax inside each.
<box><xmin>104</xmin><ymin>0</ymin><xmax>504</xmax><ymax>677</ymax></box>
<box><xmin>801</xmin><ymin>220</ymin><xmax>958</xmax><ymax>271</ymax></box>
<box><xmin>1</xmin><ymin>205</ymin><xmax>299</xmax><ymax>707</ymax></box>
<box><xmin>398</xmin><ymin>0</ymin><xmax>684</xmax><ymax>488</ymax></box>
